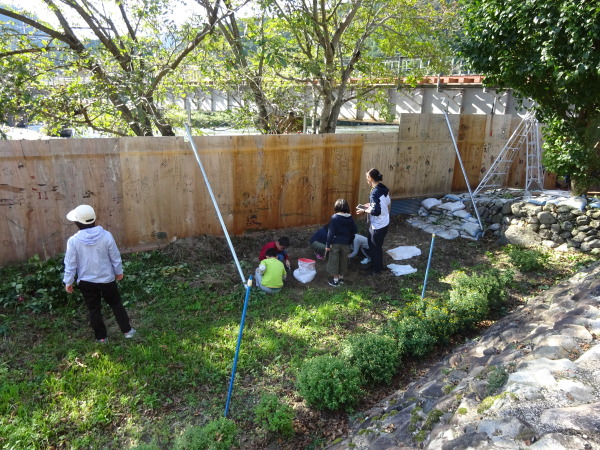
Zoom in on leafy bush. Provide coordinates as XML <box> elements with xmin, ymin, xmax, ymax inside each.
<box><xmin>0</xmin><ymin>254</ymin><xmax>75</xmax><ymax>312</ymax></box>
<box><xmin>447</xmin><ymin>268</ymin><xmax>510</xmax><ymax>330</ymax></box>
<box><xmin>422</xmin><ymin>301</ymin><xmax>458</xmax><ymax>344</ymax></box>
<box><xmin>173</xmin><ymin>418</ymin><xmax>238</xmax><ymax>450</ymax></box>
<box><xmin>341</xmin><ymin>333</ymin><xmax>399</xmax><ymax>385</ymax></box>
<box><xmin>505</xmin><ymin>245</ymin><xmax>549</xmax><ymax>272</ymax></box>
<box><xmin>296</xmin><ymin>355</ymin><xmax>362</xmax><ymax>412</ymax></box>
<box><xmin>254</xmin><ymin>394</ymin><xmax>295</xmax><ymax>437</ymax></box>
<box><xmin>383</xmin><ymin>317</ymin><xmax>437</xmax><ymax>357</ymax></box>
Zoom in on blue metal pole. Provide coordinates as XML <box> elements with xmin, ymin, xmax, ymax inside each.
<box><xmin>224</xmin><ymin>276</ymin><xmax>253</xmax><ymax>418</ymax></box>
<box><xmin>421</xmin><ymin>234</ymin><xmax>436</xmax><ymax>299</ymax></box>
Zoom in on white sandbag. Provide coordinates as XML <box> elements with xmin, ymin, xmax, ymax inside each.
<box><xmin>444</xmin><ymin>194</ymin><xmax>463</xmax><ymax>201</ymax></box>
<box><xmin>558</xmin><ymin>196</ymin><xmax>587</xmax><ymax>211</ymax></box>
<box><xmin>461</xmin><ymin>222</ymin><xmax>482</xmax><ymax>237</ymax></box>
<box><xmin>453</xmin><ymin>209</ymin><xmax>472</xmax><ymax>219</ymax></box>
<box><xmin>436</xmin><ymin>228</ymin><xmax>460</xmax><ymax>240</ymax></box>
<box><xmin>293</xmin><ymin>258</ymin><xmax>316</xmax><ymax>284</ymax></box>
<box><xmin>387</xmin><ymin>264</ymin><xmax>417</xmax><ymax>276</ymax></box>
<box><xmin>421</xmin><ymin>198</ymin><xmax>442</xmax><ymax>209</ymax></box>
<box><xmin>437</xmin><ymin>201</ymin><xmax>465</xmax><ymax>212</ymax></box>
<box><xmin>386</xmin><ymin>246</ymin><xmax>422</xmax><ymax>260</ymax></box>
<box><xmin>526</xmin><ymin>198</ymin><xmax>546</xmax><ymax>206</ymax></box>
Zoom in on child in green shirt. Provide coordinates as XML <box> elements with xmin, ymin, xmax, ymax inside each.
<box><xmin>255</xmin><ymin>247</ymin><xmax>287</xmax><ymax>294</ymax></box>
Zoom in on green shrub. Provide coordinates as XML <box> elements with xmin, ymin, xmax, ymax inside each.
<box><xmin>296</xmin><ymin>355</ymin><xmax>362</xmax><ymax>412</ymax></box>
<box><xmin>383</xmin><ymin>317</ymin><xmax>437</xmax><ymax>357</ymax></box>
<box><xmin>173</xmin><ymin>417</ymin><xmax>238</xmax><ymax>450</ymax></box>
<box><xmin>447</xmin><ymin>269</ymin><xmax>509</xmax><ymax>330</ymax></box>
<box><xmin>254</xmin><ymin>394</ymin><xmax>295</xmax><ymax>437</ymax></box>
<box><xmin>341</xmin><ymin>333</ymin><xmax>399</xmax><ymax>385</ymax></box>
<box><xmin>505</xmin><ymin>245</ymin><xmax>549</xmax><ymax>272</ymax></box>
<box><xmin>422</xmin><ymin>300</ymin><xmax>459</xmax><ymax>344</ymax></box>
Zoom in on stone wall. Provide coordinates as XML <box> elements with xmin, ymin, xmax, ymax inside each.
<box><xmin>409</xmin><ymin>190</ymin><xmax>600</xmax><ymax>254</ymax></box>
<box><xmin>474</xmin><ymin>193</ymin><xmax>600</xmax><ymax>253</ymax></box>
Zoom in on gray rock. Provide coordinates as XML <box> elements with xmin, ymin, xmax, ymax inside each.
<box><xmin>560</xmin><ymin>221</ymin><xmax>574</xmax><ymax>232</ymax></box>
<box><xmin>539</xmin><ymin>402</ymin><xmax>600</xmax><ymax>432</ymax></box>
<box><xmin>476</xmin><ymin>417</ymin><xmax>535</xmax><ymax>440</ymax></box>
<box><xmin>556</xmin><ymin>379</ymin><xmax>595</xmax><ymax>402</ymax></box>
<box><xmin>504</xmin><ymin>224</ymin><xmax>543</xmax><ymax>247</ymax></box>
<box><xmin>529</xmin><ymin>433</ymin><xmax>594</xmax><ymax>450</ymax></box>
<box><xmin>575</xmin><ymin>344</ymin><xmax>600</xmax><ymax>364</ymax></box>
<box><xmin>516</xmin><ymin>357</ymin><xmax>578</xmax><ymax>374</ymax></box>
<box><xmin>581</xmin><ymin>239</ymin><xmax>600</xmax><ymax>251</ymax></box>
<box><xmin>538</xmin><ymin>211</ymin><xmax>557</xmax><ymax>224</ymax></box>
<box><xmin>531</xmin><ymin>335</ymin><xmax>580</xmax><ymax>359</ymax></box>
<box><xmin>506</xmin><ymin>368</ymin><xmax>556</xmax><ymax>390</ymax></box>
<box><xmin>557</xmin><ymin>324</ymin><xmax>593</xmax><ymax>342</ymax></box>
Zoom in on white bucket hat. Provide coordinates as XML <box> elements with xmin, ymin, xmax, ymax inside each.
<box><xmin>66</xmin><ymin>204</ymin><xmax>96</xmax><ymax>224</ymax></box>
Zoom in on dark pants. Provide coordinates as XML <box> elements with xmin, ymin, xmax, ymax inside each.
<box><xmin>368</xmin><ymin>225</ymin><xmax>389</xmax><ymax>273</ymax></box>
<box><xmin>79</xmin><ymin>280</ymin><xmax>131</xmax><ymax>340</ymax></box>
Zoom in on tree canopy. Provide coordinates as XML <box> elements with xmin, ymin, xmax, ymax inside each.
<box><xmin>0</xmin><ymin>0</ymin><xmax>231</xmax><ymax>136</ymax></box>
<box><xmin>263</xmin><ymin>0</ymin><xmax>454</xmax><ymax>133</ymax></box>
<box><xmin>456</xmin><ymin>0</ymin><xmax>600</xmax><ymax>193</ymax></box>
<box><xmin>0</xmin><ymin>0</ymin><xmax>452</xmax><ymax>136</ymax></box>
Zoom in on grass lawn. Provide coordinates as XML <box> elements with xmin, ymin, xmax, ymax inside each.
<box><xmin>0</xmin><ymin>222</ymin><xmax>596</xmax><ymax>449</ymax></box>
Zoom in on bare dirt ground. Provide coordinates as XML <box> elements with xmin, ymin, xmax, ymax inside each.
<box><xmin>163</xmin><ymin>215</ymin><xmax>499</xmax><ymax>297</ymax></box>
<box><xmin>160</xmin><ymin>215</ymin><xmax>506</xmax><ymax>448</ymax></box>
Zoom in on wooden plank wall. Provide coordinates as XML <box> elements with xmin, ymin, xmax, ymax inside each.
<box><xmin>0</xmin><ymin>114</ymin><xmax>553</xmax><ymax>267</ymax></box>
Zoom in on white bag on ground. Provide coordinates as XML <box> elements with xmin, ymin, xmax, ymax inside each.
<box><xmin>293</xmin><ymin>258</ymin><xmax>316</xmax><ymax>284</ymax></box>
<box><xmin>386</xmin><ymin>245</ymin><xmax>421</xmax><ymax>260</ymax></box>
<box><xmin>387</xmin><ymin>264</ymin><xmax>417</xmax><ymax>276</ymax></box>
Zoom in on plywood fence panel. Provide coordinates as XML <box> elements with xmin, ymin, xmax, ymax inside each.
<box><xmin>398</xmin><ymin>114</ymin><xmax>457</xmax><ymax>196</ymax></box>
<box><xmin>319</xmin><ymin>134</ymin><xmax>363</xmax><ymax>222</ymax></box>
<box><xmin>0</xmin><ymin>138</ymin><xmax>122</xmax><ymax>265</ymax></box>
<box><xmin>453</xmin><ymin>115</ymin><xmax>487</xmax><ymax>191</ymax></box>
<box><xmin>0</xmin><ymin>114</ymin><xmax>554</xmax><ymax>267</ymax></box>
<box><xmin>120</xmin><ymin>136</ymin><xmax>240</xmax><ymax>250</ymax></box>
<box><xmin>192</xmin><ymin>135</ymin><xmax>239</xmax><ymax>237</ymax></box>
<box><xmin>360</xmin><ymin>133</ymin><xmax>399</xmax><ymax>203</ymax></box>
<box><xmin>1</xmin><ymin>139</ymin><xmax>53</xmax><ymax>264</ymax></box>
<box><xmin>52</xmin><ymin>137</ymin><xmax>124</xmax><ymax>249</ymax></box>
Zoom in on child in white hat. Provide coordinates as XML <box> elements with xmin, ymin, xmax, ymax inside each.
<box><xmin>63</xmin><ymin>204</ymin><xmax>136</xmax><ymax>343</ymax></box>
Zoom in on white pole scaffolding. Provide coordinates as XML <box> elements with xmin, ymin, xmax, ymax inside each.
<box><xmin>184</xmin><ymin>123</ymin><xmax>246</xmax><ymax>285</ymax></box>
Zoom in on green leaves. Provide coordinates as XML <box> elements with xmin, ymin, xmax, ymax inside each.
<box><xmin>0</xmin><ymin>0</ymin><xmax>223</xmax><ymax>136</ymax></box>
<box><xmin>456</xmin><ymin>0</ymin><xmax>600</xmax><ymax>192</ymax></box>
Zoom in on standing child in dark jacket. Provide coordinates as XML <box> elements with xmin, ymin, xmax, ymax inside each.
<box><xmin>356</xmin><ymin>168</ymin><xmax>391</xmax><ymax>275</ymax></box>
<box><xmin>325</xmin><ymin>199</ymin><xmax>358</xmax><ymax>287</ymax></box>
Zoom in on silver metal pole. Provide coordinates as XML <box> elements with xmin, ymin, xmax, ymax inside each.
<box><xmin>442</xmin><ymin>111</ymin><xmax>485</xmax><ymax>236</ymax></box>
<box><xmin>184</xmin><ymin>123</ymin><xmax>246</xmax><ymax>285</ymax></box>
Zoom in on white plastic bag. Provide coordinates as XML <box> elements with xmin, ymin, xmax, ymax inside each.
<box><xmin>293</xmin><ymin>258</ymin><xmax>316</xmax><ymax>284</ymax></box>
<box><xmin>387</xmin><ymin>264</ymin><xmax>417</xmax><ymax>276</ymax></box>
<box><xmin>386</xmin><ymin>246</ymin><xmax>421</xmax><ymax>260</ymax></box>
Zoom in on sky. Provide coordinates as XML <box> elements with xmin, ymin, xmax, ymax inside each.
<box><xmin>0</xmin><ymin>0</ymin><xmax>200</xmax><ymax>28</ymax></box>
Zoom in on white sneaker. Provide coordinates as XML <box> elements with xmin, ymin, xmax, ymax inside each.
<box><xmin>124</xmin><ymin>328</ymin><xmax>137</xmax><ymax>338</ymax></box>
<box><xmin>360</xmin><ymin>257</ymin><xmax>371</xmax><ymax>265</ymax></box>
